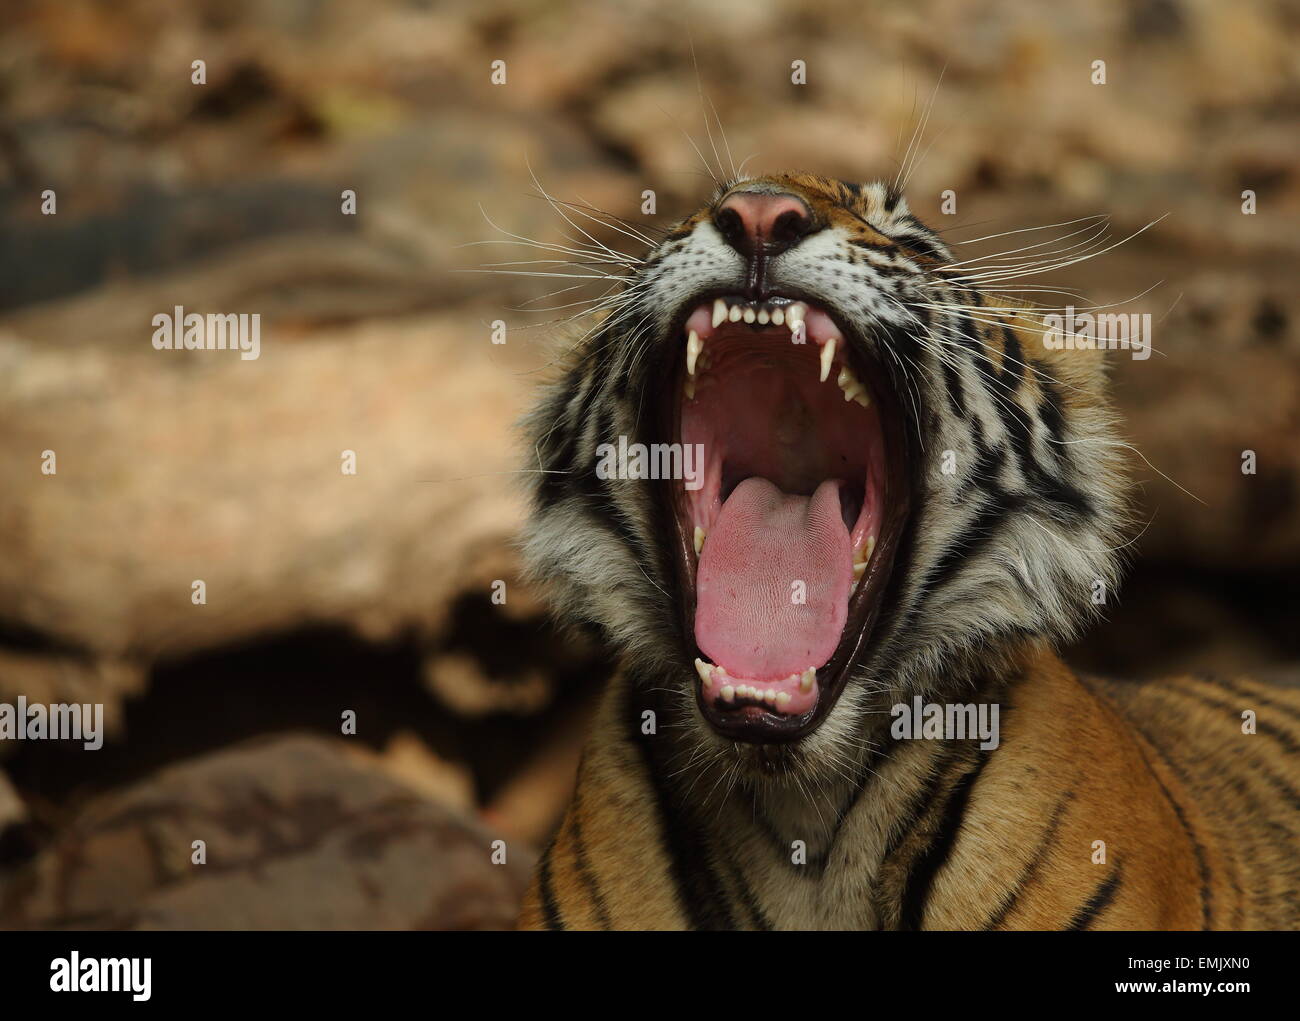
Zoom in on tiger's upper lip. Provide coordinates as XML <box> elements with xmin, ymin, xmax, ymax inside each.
<box><xmin>655</xmin><ymin>289</ymin><xmax>914</xmax><ymax>744</ymax></box>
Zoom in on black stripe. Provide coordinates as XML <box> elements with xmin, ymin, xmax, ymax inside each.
<box><xmin>1174</xmin><ymin>682</ymin><xmax>1300</xmax><ymax>758</ymax></box>
<box><xmin>982</xmin><ymin>788</ymin><xmax>1074</xmax><ymax>929</ymax></box>
<box><xmin>729</xmin><ymin>868</ymin><xmax>774</xmax><ymax>931</ymax></box>
<box><xmin>535</xmin><ymin>846</ymin><xmax>566</xmax><ymax>931</ymax></box>
<box><xmin>624</xmin><ymin>676</ymin><xmax>738</xmax><ymax>930</ymax></box>
<box><xmin>990</xmin><ymin>380</ymin><xmax>1093</xmax><ymax>520</ymax></box>
<box><xmin>924</xmin><ymin>492</ymin><xmax>1026</xmax><ymax>594</ymax></box>
<box><xmin>898</xmin><ymin>750</ymin><xmax>994</xmax><ymax>930</ymax></box>
<box><xmin>941</xmin><ymin>358</ymin><xmax>967</xmax><ymax>417</ymax></box>
<box><xmin>999</xmin><ymin>326</ymin><xmax>1025</xmax><ymax>391</ymax></box>
<box><xmin>1125</xmin><ymin>717</ymin><xmax>1215</xmax><ymax>929</ymax></box>
<box><xmin>1198</xmin><ymin>673</ymin><xmax>1300</xmax><ymax>733</ymax></box>
<box><xmin>1064</xmin><ymin>863</ymin><xmax>1123</xmax><ymax>930</ymax></box>
<box><xmin>568</xmin><ymin>792</ymin><xmax>613</xmax><ymax>929</ymax></box>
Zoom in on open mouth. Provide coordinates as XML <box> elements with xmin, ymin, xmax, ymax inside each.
<box><xmin>661</xmin><ymin>294</ymin><xmax>911</xmax><ymax>743</ymax></box>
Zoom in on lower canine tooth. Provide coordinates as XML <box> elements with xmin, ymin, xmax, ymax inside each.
<box><xmin>819</xmin><ymin>337</ymin><xmax>836</xmax><ymax>383</ymax></box>
<box><xmin>686</xmin><ymin>330</ymin><xmax>702</xmax><ymax>375</ymax></box>
<box><xmin>693</xmin><ymin>526</ymin><xmax>705</xmax><ymax>555</ymax></box>
<box><xmin>695</xmin><ymin>658</ymin><xmax>714</xmax><ymax>688</ymax></box>
<box><xmin>800</xmin><ymin>668</ymin><xmax>815</xmax><ymax>693</ymax></box>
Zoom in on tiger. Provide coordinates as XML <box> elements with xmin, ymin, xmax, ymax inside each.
<box><xmin>513</xmin><ymin>172</ymin><xmax>1300</xmax><ymax>930</ymax></box>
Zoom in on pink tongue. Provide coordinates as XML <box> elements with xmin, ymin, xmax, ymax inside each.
<box><xmin>695</xmin><ymin>477</ymin><xmax>852</xmax><ymax>681</ymax></box>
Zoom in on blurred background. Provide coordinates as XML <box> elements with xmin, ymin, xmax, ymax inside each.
<box><xmin>0</xmin><ymin>0</ymin><xmax>1296</xmax><ymax>929</ymax></box>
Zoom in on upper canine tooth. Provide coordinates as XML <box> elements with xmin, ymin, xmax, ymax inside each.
<box><xmin>819</xmin><ymin>337</ymin><xmax>836</xmax><ymax>383</ymax></box>
<box><xmin>686</xmin><ymin>329</ymin><xmax>703</xmax><ymax>376</ymax></box>
<box><xmin>712</xmin><ymin>299</ymin><xmax>727</xmax><ymax>328</ymax></box>
<box><xmin>728</xmin><ymin>304</ymin><xmax>743</xmax><ymax>323</ymax></box>
<box><xmin>693</xmin><ymin>526</ymin><xmax>705</xmax><ymax>555</ymax></box>
<box><xmin>695</xmin><ymin>658</ymin><xmax>714</xmax><ymax>688</ymax></box>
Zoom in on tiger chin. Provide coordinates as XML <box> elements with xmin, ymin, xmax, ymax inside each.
<box><xmin>515</xmin><ymin>173</ymin><xmax>1300</xmax><ymax>930</ymax></box>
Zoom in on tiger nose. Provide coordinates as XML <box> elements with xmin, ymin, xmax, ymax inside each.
<box><xmin>713</xmin><ymin>191</ymin><xmax>814</xmax><ymax>258</ymax></box>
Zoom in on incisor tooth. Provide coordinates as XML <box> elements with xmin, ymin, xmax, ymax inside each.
<box><xmin>757</xmin><ymin>309</ymin><xmax>770</xmax><ymax>325</ymax></box>
<box><xmin>712</xmin><ymin>299</ymin><xmax>727</xmax><ymax>328</ymax></box>
<box><xmin>776</xmin><ymin>692</ymin><xmax>792</xmax><ymax>709</ymax></box>
<box><xmin>819</xmin><ymin>337</ymin><xmax>836</xmax><ymax>383</ymax></box>
<box><xmin>743</xmin><ymin>307</ymin><xmax>756</xmax><ymax>324</ymax></box>
<box><xmin>686</xmin><ymin>329</ymin><xmax>702</xmax><ymax>376</ymax></box>
<box><xmin>800</xmin><ymin>668</ymin><xmax>815</xmax><ymax>693</ymax></box>
<box><xmin>720</xmin><ymin>685</ymin><xmax>735</xmax><ymax>703</ymax></box>
<box><xmin>695</xmin><ymin>658</ymin><xmax>713</xmax><ymax>687</ymax></box>
<box><xmin>764</xmin><ymin>689</ymin><xmax>777</xmax><ymax>705</ymax></box>
<box><xmin>728</xmin><ymin>305</ymin><xmax>742</xmax><ymax>323</ymax></box>
<box><xmin>772</xmin><ymin>308</ymin><xmax>785</xmax><ymax>326</ymax></box>
<box><xmin>693</xmin><ymin>526</ymin><xmax>705</xmax><ymax>555</ymax></box>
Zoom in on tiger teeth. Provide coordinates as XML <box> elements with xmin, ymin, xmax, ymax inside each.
<box><xmin>837</xmin><ymin>364</ymin><xmax>869</xmax><ymax>406</ymax></box>
<box><xmin>800</xmin><ymin>668</ymin><xmax>815</xmax><ymax>693</ymax></box>
<box><xmin>819</xmin><ymin>336</ymin><xmax>836</xmax><ymax>383</ymax></box>
<box><xmin>785</xmin><ymin>302</ymin><xmax>807</xmax><ymax>342</ymax></box>
<box><xmin>686</xmin><ymin>329</ymin><xmax>703</xmax><ymax>376</ymax></box>
<box><xmin>851</xmin><ymin>536</ymin><xmax>876</xmax><ymax>592</ymax></box>
<box><xmin>695</xmin><ymin>658</ymin><xmax>714</xmax><ymax>688</ymax></box>
<box><xmin>693</xmin><ymin>526</ymin><xmax>705</xmax><ymax>555</ymax></box>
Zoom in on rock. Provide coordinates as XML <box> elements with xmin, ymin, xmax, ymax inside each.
<box><xmin>0</xmin><ymin>734</ymin><xmax>531</xmax><ymax>930</ymax></box>
<box><xmin>0</xmin><ymin>282</ymin><xmax>535</xmax><ymax>663</ymax></box>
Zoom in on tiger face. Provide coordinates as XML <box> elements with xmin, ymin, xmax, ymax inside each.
<box><xmin>524</xmin><ymin>172</ymin><xmax>1128</xmax><ymax>782</ymax></box>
